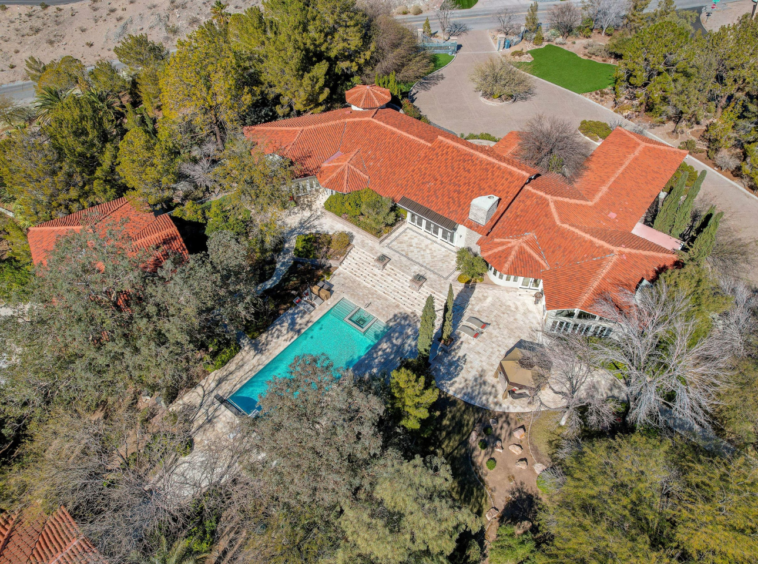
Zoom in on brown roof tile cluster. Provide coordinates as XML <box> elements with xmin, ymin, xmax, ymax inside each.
<box><xmin>27</xmin><ymin>198</ymin><xmax>190</xmax><ymax>269</ymax></box>
<box><xmin>245</xmin><ymin>101</ymin><xmax>687</xmax><ymax>315</ymax></box>
<box><xmin>0</xmin><ymin>506</ymin><xmax>107</xmax><ymax>564</ymax></box>
<box><xmin>345</xmin><ymin>85</ymin><xmax>392</xmax><ymax>109</ymax></box>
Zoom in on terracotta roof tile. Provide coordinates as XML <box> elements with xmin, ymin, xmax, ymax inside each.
<box><xmin>491</xmin><ymin>131</ymin><xmax>522</xmax><ymax>157</ymax></box>
<box><xmin>27</xmin><ymin>198</ymin><xmax>189</xmax><ymax>269</ymax></box>
<box><xmin>316</xmin><ymin>149</ymin><xmax>370</xmax><ymax>193</ymax></box>
<box><xmin>0</xmin><ymin>506</ymin><xmax>107</xmax><ymax>564</ymax></box>
<box><xmin>345</xmin><ymin>85</ymin><xmax>392</xmax><ymax>109</ymax></box>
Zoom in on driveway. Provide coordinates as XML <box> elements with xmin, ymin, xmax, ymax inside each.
<box><xmin>412</xmin><ymin>29</ymin><xmax>758</xmax><ymax>283</ymax></box>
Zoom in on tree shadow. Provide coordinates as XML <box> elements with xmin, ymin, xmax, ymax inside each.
<box><xmin>409</xmin><ymin>72</ymin><xmax>445</xmax><ymax>95</ymax></box>
<box><xmin>500</xmin><ymin>481</ymin><xmax>539</xmax><ymax>524</ymax></box>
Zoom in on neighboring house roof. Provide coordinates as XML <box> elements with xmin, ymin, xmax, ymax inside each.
<box><xmin>27</xmin><ymin>198</ymin><xmax>189</xmax><ymax>268</ymax></box>
<box><xmin>0</xmin><ymin>505</ymin><xmax>107</xmax><ymax>564</ymax></box>
<box><xmin>345</xmin><ymin>85</ymin><xmax>392</xmax><ymax>109</ymax></box>
<box><xmin>245</xmin><ymin>94</ymin><xmax>687</xmax><ymax>316</ymax></box>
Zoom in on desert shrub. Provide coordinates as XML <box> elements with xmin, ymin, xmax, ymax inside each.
<box><xmin>519</xmin><ymin>115</ymin><xmax>589</xmax><ymax>178</ymax></box>
<box><xmin>478</xmin><ymin>440</ymin><xmax>487</xmax><ymax>450</ymax></box>
<box><xmin>714</xmin><ymin>149</ymin><xmax>740</xmax><ymax>171</ymax></box>
<box><xmin>330</xmin><ymin>232</ymin><xmax>351</xmax><ymax>256</ymax></box>
<box><xmin>679</xmin><ymin>139</ymin><xmax>698</xmax><ymax>152</ymax></box>
<box><xmin>486</xmin><ymin>458</ymin><xmax>497</xmax><ymax>470</ymax></box>
<box><xmin>578</xmin><ymin>119</ymin><xmax>612</xmax><ymax>141</ymax></box>
<box><xmin>0</xmin><ymin>6</ymin><xmax>7</xmax><ymax>11</ymax></box>
<box><xmin>510</xmin><ymin>50</ymin><xmax>525</xmax><ymax>57</ymax></box>
<box><xmin>484</xmin><ymin>426</ymin><xmax>493</xmax><ymax>435</ymax></box>
<box><xmin>410</xmin><ymin>5</ymin><xmax>422</xmax><ymax>14</ymax></box>
<box><xmin>584</xmin><ymin>42</ymin><xmax>609</xmax><ymax>59</ymax></box>
<box><xmin>605</xmin><ymin>26</ymin><xmax>614</xmax><ymax>35</ymax></box>
<box><xmin>578</xmin><ymin>16</ymin><xmax>594</xmax><ymax>37</ymax></box>
<box><xmin>471</xmin><ymin>57</ymin><xmax>534</xmax><ymax>101</ymax></box>
<box><xmin>456</xmin><ymin>248</ymin><xmax>487</xmax><ymax>280</ymax></box>
<box><xmin>533</xmin><ymin>27</ymin><xmax>544</xmax><ymax>46</ymax></box>
<box><xmin>463</xmin><ymin>132</ymin><xmax>501</xmax><ymax>142</ymax></box>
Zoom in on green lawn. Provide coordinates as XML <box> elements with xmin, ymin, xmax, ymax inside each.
<box><xmin>518</xmin><ymin>44</ymin><xmax>616</xmax><ymax>94</ymax></box>
<box><xmin>431</xmin><ymin>53</ymin><xmax>454</xmax><ymax>73</ymax></box>
<box><xmin>453</xmin><ymin>0</ymin><xmax>478</xmax><ymax>7</ymax></box>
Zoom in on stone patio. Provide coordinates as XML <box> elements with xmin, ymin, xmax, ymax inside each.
<box><xmin>386</xmin><ymin>227</ymin><xmax>458</xmax><ymax>279</ymax></box>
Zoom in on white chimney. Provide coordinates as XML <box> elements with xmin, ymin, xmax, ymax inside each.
<box><xmin>469</xmin><ymin>195</ymin><xmax>499</xmax><ymax>225</ymax></box>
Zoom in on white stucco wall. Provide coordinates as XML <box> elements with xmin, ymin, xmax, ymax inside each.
<box><xmin>454</xmin><ymin>225</ymin><xmax>481</xmax><ymax>251</ymax></box>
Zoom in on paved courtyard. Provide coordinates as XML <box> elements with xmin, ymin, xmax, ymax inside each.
<box><xmin>386</xmin><ymin>227</ymin><xmax>458</xmax><ymax>279</ymax></box>
<box><xmin>413</xmin><ymin>29</ymin><xmax>758</xmax><ymax>284</ymax></box>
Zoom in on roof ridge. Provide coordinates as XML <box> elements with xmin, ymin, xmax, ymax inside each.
<box><xmin>615</xmin><ymin>126</ymin><xmax>686</xmax><ymax>153</ymax></box>
<box><xmin>436</xmin><ymin>136</ymin><xmax>531</xmax><ymax>177</ymax></box>
<box><xmin>586</xmin><ymin>143</ymin><xmax>645</xmax><ymax>204</ymax></box>
<box><xmin>576</xmin><ymin>254</ymin><xmax>618</xmax><ymax>309</ymax></box>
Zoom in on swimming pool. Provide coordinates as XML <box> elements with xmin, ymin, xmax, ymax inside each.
<box><xmin>229</xmin><ymin>298</ymin><xmax>388</xmax><ymax>414</ymax></box>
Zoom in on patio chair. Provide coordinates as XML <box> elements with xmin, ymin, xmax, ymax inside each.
<box><xmin>466</xmin><ymin>316</ymin><xmax>490</xmax><ymax>330</ymax></box>
<box><xmin>302</xmin><ymin>301</ymin><xmax>316</xmax><ymax>313</ymax></box>
<box><xmin>313</xmin><ymin>296</ymin><xmax>324</xmax><ymax>306</ymax></box>
<box><xmin>457</xmin><ymin>325</ymin><xmax>480</xmax><ymax>339</ymax></box>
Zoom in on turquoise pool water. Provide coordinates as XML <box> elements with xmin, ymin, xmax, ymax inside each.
<box><xmin>229</xmin><ymin>298</ymin><xmax>388</xmax><ymax>414</ymax></box>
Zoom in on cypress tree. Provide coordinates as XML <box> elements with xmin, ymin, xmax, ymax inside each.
<box><xmin>525</xmin><ymin>2</ymin><xmax>540</xmax><ymax>34</ymax></box>
<box><xmin>423</xmin><ymin>17</ymin><xmax>432</xmax><ymax>38</ymax></box>
<box><xmin>671</xmin><ymin>170</ymin><xmax>706</xmax><ymax>239</ymax></box>
<box><xmin>441</xmin><ymin>284</ymin><xmax>454</xmax><ymax>343</ymax></box>
<box><xmin>688</xmin><ymin>209</ymin><xmax>722</xmax><ymax>262</ymax></box>
<box><xmin>417</xmin><ymin>295</ymin><xmax>436</xmax><ymax>360</ymax></box>
<box><xmin>653</xmin><ymin>169</ymin><xmax>688</xmax><ymax>235</ymax></box>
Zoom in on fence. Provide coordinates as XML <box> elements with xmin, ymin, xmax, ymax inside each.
<box><xmin>420</xmin><ymin>41</ymin><xmax>458</xmax><ymax>55</ymax></box>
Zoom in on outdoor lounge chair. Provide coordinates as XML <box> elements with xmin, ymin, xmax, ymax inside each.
<box><xmin>458</xmin><ymin>325</ymin><xmax>481</xmax><ymax>339</ymax></box>
<box><xmin>313</xmin><ymin>296</ymin><xmax>324</xmax><ymax>306</ymax></box>
<box><xmin>466</xmin><ymin>316</ymin><xmax>490</xmax><ymax>330</ymax></box>
<box><xmin>214</xmin><ymin>394</ymin><xmax>246</xmax><ymax>418</ymax></box>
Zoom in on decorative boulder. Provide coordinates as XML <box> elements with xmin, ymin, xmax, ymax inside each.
<box><xmin>515</xmin><ymin>458</ymin><xmax>528</xmax><ymax>469</ymax></box>
<box><xmin>495</xmin><ymin>440</ymin><xmax>504</xmax><ymax>452</ymax></box>
<box><xmin>486</xmin><ymin>507</ymin><xmax>500</xmax><ymax>521</ymax></box>
<box><xmin>470</xmin><ymin>430</ymin><xmax>478</xmax><ymax>442</ymax></box>
<box><xmin>489</xmin><ymin>417</ymin><xmax>498</xmax><ymax>426</ymax></box>
<box><xmin>533</xmin><ymin>463</ymin><xmax>547</xmax><ymax>475</ymax></box>
<box><xmin>513</xmin><ymin>426</ymin><xmax>526</xmax><ymax>440</ymax></box>
<box><xmin>508</xmin><ymin>444</ymin><xmax>523</xmax><ymax>455</ymax></box>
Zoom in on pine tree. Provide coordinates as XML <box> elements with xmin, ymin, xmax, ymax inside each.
<box><xmin>688</xmin><ymin>209</ymin><xmax>723</xmax><ymax>262</ymax></box>
<box><xmin>671</xmin><ymin>170</ymin><xmax>706</xmax><ymax>239</ymax></box>
<box><xmin>525</xmin><ymin>2</ymin><xmax>540</xmax><ymax>34</ymax></box>
<box><xmin>417</xmin><ymin>295</ymin><xmax>436</xmax><ymax>359</ymax></box>
<box><xmin>533</xmin><ymin>27</ymin><xmax>544</xmax><ymax>46</ymax></box>
<box><xmin>441</xmin><ymin>284</ymin><xmax>454</xmax><ymax>343</ymax></box>
<box><xmin>390</xmin><ymin>367</ymin><xmax>439</xmax><ymax>430</ymax></box>
<box><xmin>423</xmin><ymin>17</ymin><xmax>432</xmax><ymax>38</ymax></box>
<box><xmin>653</xmin><ymin>169</ymin><xmax>688</xmax><ymax>235</ymax></box>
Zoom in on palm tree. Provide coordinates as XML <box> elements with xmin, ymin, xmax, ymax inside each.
<box><xmin>210</xmin><ymin>1</ymin><xmax>229</xmax><ymax>25</ymax></box>
<box><xmin>146</xmin><ymin>536</ymin><xmax>208</xmax><ymax>564</ymax></box>
<box><xmin>33</xmin><ymin>86</ymin><xmax>71</xmax><ymax>123</ymax></box>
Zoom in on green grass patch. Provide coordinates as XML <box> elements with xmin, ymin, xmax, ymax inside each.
<box><xmin>453</xmin><ymin>0</ymin><xmax>477</xmax><ymax>8</ymax></box>
<box><xmin>518</xmin><ymin>45</ymin><xmax>616</xmax><ymax>94</ymax></box>
<box><xmin>430</xmin><ymin>53</ymin><xmax>454</xmax><ymax>73</ymax></box>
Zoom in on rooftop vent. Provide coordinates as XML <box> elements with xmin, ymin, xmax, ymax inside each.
<box><xmin>469</xmin><ymin>195</ymin><xmax>500</xmax><ymax>225</ymax></box>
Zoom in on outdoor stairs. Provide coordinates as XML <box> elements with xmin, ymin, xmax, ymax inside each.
<box><xmin>339</xmin><ymin>245</ymin><xmax>445</xmax><ymax>314</ymax></box>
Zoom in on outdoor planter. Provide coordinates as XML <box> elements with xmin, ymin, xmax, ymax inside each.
<box><xmin>409</xmin><ymin>273</ymin><xmax>427</xmax><ymax>291</ymax></box>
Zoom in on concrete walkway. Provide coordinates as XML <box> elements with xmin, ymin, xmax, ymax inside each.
<box><xmin>412</xmin><ymin>30</ymin><xmax>758</xmax><ymax>283</ymax></box>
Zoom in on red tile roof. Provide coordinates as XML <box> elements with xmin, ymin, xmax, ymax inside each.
<box><xmin>27</xmin><ymin>198</ymin><xmax>189</xmax><ymax>268</ymax></box>
<box><xmin>345</xmin><ymin>85</ymin><xmax>392</xmax><ymax>109</ymax></box>
<box><xmin>480</xmin><ymin>128</ymin><xmax>686</xmax><ymax>315</ymax></box>
<box><xmin>244</xmin><ymin>108</ymin><xmax>536</xmax><ymax>235</ymax></box>
<box><xmin>246</xmin><ymin>107</ymin><xmax>686</xmax><ymax>315</ymax></box>
<box><xmin>0</xmin><ymin>506</ymin><xmax>107</xmax><ymax>564</ymax></box>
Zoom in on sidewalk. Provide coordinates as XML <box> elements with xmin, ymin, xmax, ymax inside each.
<box><xmin>702</xmin><ymin>0</ymin><xmax>756</xmax><ymax>31</ymax></box>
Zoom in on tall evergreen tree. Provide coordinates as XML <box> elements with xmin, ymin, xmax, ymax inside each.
<box><xmin>389</xmin><ymin>367</ymin><xmax>438</xmax><ymax>430</ymax></box>
<box><xmin>688</xmin><ymin>209</ymin><xmax>723</xmax><ymax>262</ymax></box>
<box><xmin>671</xmin><ymin>170</ymin><xmax>706</xmax><ymax>239</ymax></box>
<box><xmin>525</xmin><ymin>2</ymin><xmax>540</xmax><ymax>33</ymax></box>
<box><xmin>441</xmin><ymin>284</ymin><xmax>454</xmax><ymax>343</ymax></box>
<box><xmin>654</xmin><ymin>169</ymin><xmax>688</xmax><ymax>234</ymax></box>
<box><xmin>417</xmin><ymin>295</ymin><xmax>436</xmax><ymax>360</ymax></box>
<box><xmin>422</xmin><ymin>17</ymin><xmax>432</xmax><ymax>38</ymax></box>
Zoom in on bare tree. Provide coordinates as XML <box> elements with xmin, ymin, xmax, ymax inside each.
<box><xmin>517</xmin><ymin>114</ymin><xmax>590</xmax><ymax>178</ymax></box>
<box><xmin>178</xmin><ymin>139</ymin><xmax>219</xmax><ymax>198</ymax></box>
<box><xmin>582</xmin><ymin>0</ymin><xmax>629</xmax><ymax>35</ymax></box>
<box><xmin>495</xmin><ymin>7</ymin><xmax>520</xmax><ymax>36</ymax></box>
<box><xmin>540</xmin><ymin>333</ymin><xmax>618</xmax><ymax>435</ymax></box>
<box><xmin>470</xmin><ymin>57</ymin><xmax>534</xmax><ymax>101</ymax></box>
<box><xmin>436</xmin><ymin>0</ymin><xmax>456</xmax><ymax>41</ymax></box>
<box><xmin>591</xmin><ymin>282</ymin><xmax>749</xmax><ymax>431</ymax></box>
<box><xmin>548</xmin><ymin>1</ymin><xmax>582</xmax><ymax>38</ymax></box>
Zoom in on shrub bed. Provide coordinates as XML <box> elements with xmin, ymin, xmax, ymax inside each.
<box><xmin>486</xmin><ymin>458</ymin><xmax>497</xmax><ymax>470</ymax></box>
<box><xmin>324</xmin><ymin>188</ymin><xmax>402</xmax><ymax>238</ymax></box>
<box><xmin>294</xmin><ymin>232</ymin><xmax>351</xmax><ymax>260</ymax></box>
<box><xmin>578</xmin><ymin>119</ymin><xmax>612</xmax><ymax>141</ymax></box>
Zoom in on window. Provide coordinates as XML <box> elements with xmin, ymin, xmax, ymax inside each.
<box><xmin>576</xmin><ymin>310</ymin><xmax>597</xmax><ymax>320</ymax></box>
<box><xmin>520</xmin><ymin>277</ymin><xmax>532</xmax><ymax>288</ymax></box>
<box><xmin>530</xmin><ymin>278</ymin><xmax>541</xmax><ymax>289</ymax></box>
<box><xmin>441</xmin><ymin>228</ymin><xmax>454</xmax><ymax>243</ymax></box>
<box><xmin>554</xmin><ymin>310</ymin><xmax>575</xmax><ymax>319</ymax></box>
<box><xmin>498</xmin><ymin>271</ymin><xmax>504</xmax><ymax>280</ymax></box>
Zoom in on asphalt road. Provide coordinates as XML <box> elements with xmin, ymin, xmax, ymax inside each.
<box><xmin>397</xmin><ymin>0</ymin><xmax>716</xmax><ymax>32</ymax></box>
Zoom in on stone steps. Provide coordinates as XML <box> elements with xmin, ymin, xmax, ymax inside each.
<box><xmin>339</xmin><ymin>245</ymin><xmax>445</xmax><ymax>314</ymax></box>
